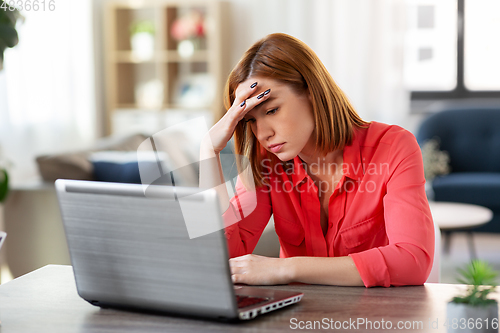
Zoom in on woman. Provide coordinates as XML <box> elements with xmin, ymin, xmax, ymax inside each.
<box><xmin>200</xmin><ymin>33</ymin><xmax>434</xmax><ymax>288</ymax></box>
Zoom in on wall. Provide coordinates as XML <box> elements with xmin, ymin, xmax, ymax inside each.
<box><xmin>92</xmin><ymin>0</ymin><xmax>412</xmax><ymax>135</ymax></box>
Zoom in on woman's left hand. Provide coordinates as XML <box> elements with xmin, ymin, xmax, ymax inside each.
<box><xmin>229</xmin><ymin>254</ymin><xmax>293</xmax><ymax>285</ymax></box>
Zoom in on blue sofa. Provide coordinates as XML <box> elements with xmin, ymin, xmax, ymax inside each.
<box><xmin>416</xmin><ymin>107</ymin><xmax>500</xmax><ymax>233</ymax></box>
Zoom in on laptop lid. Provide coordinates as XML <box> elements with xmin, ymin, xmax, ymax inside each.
<box><xmin>56</xmin><ymin>179</ymin><xmax>239</xmax><ymax>319</ymax></box>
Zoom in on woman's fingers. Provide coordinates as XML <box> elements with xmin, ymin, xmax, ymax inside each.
<box><xmin>206</xmin><ymin>81</ymin><xmax>270</xmax><ymax>153</ymax></box>
<box><xmin>232</xmin><ymin>88</ymin><xmax>271</xmax><ymax>123</ymax></box>
<box><xmin>229</xmin><ymin>254</ymin><xmax>285</xmax><ymax>285</ymax></box>
<box><xmin>233</xmin><ymin>81</ymin><xmax>259</xmax><ymax>106</ymax></box>
<box><xmin>231</xmin><ymin>274</ymin><xmax>243</xmax><ymax>284</ymax></box>
<box><xmin>242</xmin><ymin>88</ymin><xmax>271</xmax><ymax>110</ymax></box>
<box><xmin>229</xmin><ymin>256</ymin><xmax>250</xmax><ymax>283</ymax></box>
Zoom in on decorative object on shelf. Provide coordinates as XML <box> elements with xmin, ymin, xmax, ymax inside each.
<box><xmin>170</xmin><ymin>9</ymin><xmax>205</xmax><ymax>58</ymax></box>
<box><xmin>447</xmin><ymin>260</ymin><xmax>499</xmax><ymax>333</ymax></box>
<box><xmin>105</xmin><ymin>2</ymin><xmax>225</xmax><ymax>136</ymax></box>
<box><xmin>421</xmin><ymin>138</ymin><xmax>450</xmax><ymax>200</ymax></box>
<box><xmin>130</xmin><ymin>20</ymin><xmax>155</xmax><ymax>61</ymax></box>
<box><xmin>0</xmin><ymin>0</ymin><xmax>23</xmax><ymax>70</ymax></box>
<box><xmin>135</xmin><ymin>79</ymin><xmax>164</xmax><ymax>110</ymax></box>
<box><xmin>174</xmin><ymin>73</ymin><xmax>214</xmax><ymax>108</ymax></box>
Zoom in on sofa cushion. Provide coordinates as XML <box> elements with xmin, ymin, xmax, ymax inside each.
<box><xmin>92</xmin><ymin>161</ymin><xmax>141</xmax><ymax>184</ymax></box>
<box><xmin>433</xmin><ymin>172</ymin><xmax>500</xmax><ymax>209</ymax></box>
<box><xmin>417</xmin><ymin>108</ymin><xmax>500</xmax><ymax>173</ymax></box>
<box><xmin>36</xmin><ymin>133</ymin><xmax>148</xmax><ymax>182</ymax></box>
<box><xmin>36</xmin><ymin>153</ymin><xmax>93</xmax><ymax>182</ymax></box>
<box><xmin>90</xmin><ymin>151</ymin><xmax>169</xmax><ymax>185</ymax></box>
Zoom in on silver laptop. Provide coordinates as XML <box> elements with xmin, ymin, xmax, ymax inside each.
<box><xmin>55</xmin><ymin>179</ymin><xmax>303</xmax><ymax>321</ymax></box>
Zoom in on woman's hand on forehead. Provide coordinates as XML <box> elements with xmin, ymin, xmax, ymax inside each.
<box><xmin>233</xmin><ymin>80</ymin><xmax>272</xmax><ymax>122</ymax></box>
<box><xmin>204</xmin><ymin>79</ymin><xmax>271</xmax><ymax>153</ymax></box>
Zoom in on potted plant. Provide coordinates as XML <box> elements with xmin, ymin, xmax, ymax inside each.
<box><xmin>0</xmin><ymin>165</ymin><xmax>7</xmax><ymax>203</ymax></box>
<box><xmin>0</xmin><ymin>0</ymin><xmax>19</xmax><ymax>216</ymax></box>
<box><xmin>420</xmin><ymin>138</ymin><xmax>450</xmax><ymax>201</ymax></box>
<box><xmin>0</xmin><ymin>152</ymin><xmax>9</xmax><ymax>234</ymax></box>
<box><xmin>129</xmin><ymin>20</ymin><xmax>155</xmax><ymax>61</ymax></box>
<box><xmin>0</xmin><ymin>0</ymin><xmax>23</xmax><ymax>70</ymax></box>
<box><xmin>447</xmin><ymin>260</ymin><xmax>499</xmax><ymax>333</ymax></box>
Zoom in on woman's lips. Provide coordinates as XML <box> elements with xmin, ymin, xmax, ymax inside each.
<box><xmin>268</xmin><ymin>143</ymin><xmax>285</xmax><ymax>153</ymax></box>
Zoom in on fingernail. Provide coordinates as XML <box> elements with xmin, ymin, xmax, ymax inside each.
<box><xmin>240</xmin><ymin>100</ymin><xmax>246</xmax><ymax>107</ymax></box>
<box><xmin>264</xmin><ymin>88</ymin><xmax>271</xmax><ymax>95</ymax></box>
<box><xmin>257</xmin><ymin>92</ymin><xmax>265</xmax><ymax>99</ymax></box>
<box><xmin>250</xmin><ymin>82</ymin><xmax>257</xmax><ymax>88</ymax></box>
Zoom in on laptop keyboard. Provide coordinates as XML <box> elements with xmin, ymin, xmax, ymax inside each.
<box><xmin>236</xmin><ymin>295</ymin><xmax>269</xmax><ymax>308</ymax></box>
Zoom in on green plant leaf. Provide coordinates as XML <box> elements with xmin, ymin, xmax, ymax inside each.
<box><xmin>452</xmin><ymin>260</ymin><xmax>498</xmax><ymax>306</ymax></box>
<box><xmin>0</xmin><ymin>168</ymin><xmax>9</xmax><ymax>202</ymax></box>
<box><xmin>130</xmin><ymin>20</ymin><xmax>155</xmax><ymax>35</ymax></box>
<box><xmin>0</xmin><ymin>25</ymin><xmax>19</xmax><ymax>47</ymax></box>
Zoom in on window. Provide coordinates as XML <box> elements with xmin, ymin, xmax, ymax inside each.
<box><xmin>464</xmin><ymin>0</ymin><xmax>500</xmax><ymax>91</ymax></box>
<box><xmin>404</xmin><ymin>0</ymin><xmax>500</xmax><ymax>100</ymax></box>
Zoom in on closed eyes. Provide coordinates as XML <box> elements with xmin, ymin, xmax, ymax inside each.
<box><xmin>244</xmin><ymin>108</ymin><xmax>279</xmax><ymax>123</ymax></box>
<box><xmin>266</xmin><ymin>108</ymin><xmax>278</xmax><ymax>115</ymax></box>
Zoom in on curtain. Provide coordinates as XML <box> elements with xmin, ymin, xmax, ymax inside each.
<box><xmin>227</xmin><ymin>0</ymin><xmax>409</xmax><ymax>125</ymax></box>
<box><xmin>0</xmin><ymin>1</ymin><xmax>96</xmax><ymax>182</ymax></box>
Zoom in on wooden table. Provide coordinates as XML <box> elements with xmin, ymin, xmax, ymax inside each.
<box><xmin>1</xmin><ymin>265</ymin><xmax>498</xmax><ymax>332</ymax></box>
<box><xmin>429</xmin><ymin>202</ymin><xmax>493</xmax><ymax>259</ymax></box>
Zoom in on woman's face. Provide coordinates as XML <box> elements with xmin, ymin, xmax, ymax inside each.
<box><xmin>235</xmin><ymin>77</ymin><xmax>316</xmax><ymax>161</ymax></box>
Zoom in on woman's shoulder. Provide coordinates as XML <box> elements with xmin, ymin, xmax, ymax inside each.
<box><xmin>357</xmin><ymin>121</ymin><xmax>418</xmax><ymax>149</ymax></box>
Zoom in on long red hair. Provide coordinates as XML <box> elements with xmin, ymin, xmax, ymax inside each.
<box><xmin>224</xmin><ymin>33</ymin><xmax>368</xmax><ymax>187</ymax></box>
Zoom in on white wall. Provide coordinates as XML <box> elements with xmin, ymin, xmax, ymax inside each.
<box><xmin>222</xmin><ymin>0</ymin><xmax>411</xmax><ymax>126</ymax></box>
<box><xmin>92</xmin><ymin>0</ymin><xmax>412</xmax><ymax>136</ymax></box>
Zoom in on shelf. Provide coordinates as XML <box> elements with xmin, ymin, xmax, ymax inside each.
<box><xmin>116</xmin><ymin>104</ymin><xmax>142</xmax><ymax>109</ymax></box>
<box><xmin>113</xmin><ymin>51</ymin><xmax>208</xmax><ymax>63</ymax></box>
<box><xmin>161</xmin><ymin>50</ymin><xmax>208</xmax><ymax>62</ymax></box>
<box><xmin>115</xmin><ymin>104</ymin><xmax>213</xmax><ymax>111</ymax></box>
<box><xmin>114</xmin><ymin>51</ymin><xmax>157</xmax><ymax>63</ymax></box>
<box><xmin>163</xmin><ymin>103</ymin><xmax>211</xmax><ymax>110</ymax></box>
<box><xmin>104</xmin><ymin>0</ymin><xmax>227</xmax><ymax>135</ymax></box>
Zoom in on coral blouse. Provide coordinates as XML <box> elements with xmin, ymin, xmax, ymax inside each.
<box><xmin>223</xmin><ymin>122</ymin><xmax>434</xmax><ymax>287</ymax></box>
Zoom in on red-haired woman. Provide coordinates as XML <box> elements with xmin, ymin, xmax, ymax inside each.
<box><xmin>200</xmin><ymin>33</ymin><xmax>434</xmax><ymax>287</ymax></box>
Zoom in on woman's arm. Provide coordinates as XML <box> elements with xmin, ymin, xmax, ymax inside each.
<box><xmin>199</xmin><ymin>140</ymin><xmax>230</xmax><ymax>213</ymax></box>
<box><xmin>230</xmin><ymin>254</ymin><xmax>364</xmax><ymax>286</ymax></box>
<box><xmin>223</xmin><ymin>179</ymin><xmax>272</xmax><ymax>258</ymax></box>
<box><xmin>199</xmin><ymin>80</ymin><xmax>271</xmax><ymax>212</ymax></box>
<box><xmin>349</xmin><ymin>130</ymin><xmax>434</xmax><ymax>287</ymax></box>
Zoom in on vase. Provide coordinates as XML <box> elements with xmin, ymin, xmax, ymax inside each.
<box><xmin>131</xmin><ymin>32</ymin><xmax>154</xmax><ymax>61</ymax></box>
<box><xmin>447</xmin><ymin>302</ymin><xmax>498</xmax><ymax>333</ymax></box>
<box><xmin>177</xmin><ymin>38</ymin><xmax>202</xmax><ymax>59</ymax></box>
<box><xmin>134</xmin><ymin>79</ymin><xmax>164</xmax><ymax>110</ymax></box>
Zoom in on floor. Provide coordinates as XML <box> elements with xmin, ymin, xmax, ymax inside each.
<box><xmin>440</xmin><ymin>232</ymin><xmax>500</xmax><ymax>284</ymax></box>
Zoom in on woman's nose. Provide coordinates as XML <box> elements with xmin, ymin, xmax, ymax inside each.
<box><xmin>253</xmin><ymin>119</ymin><xmax>274</xmax><ymax>143</ymax></box>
